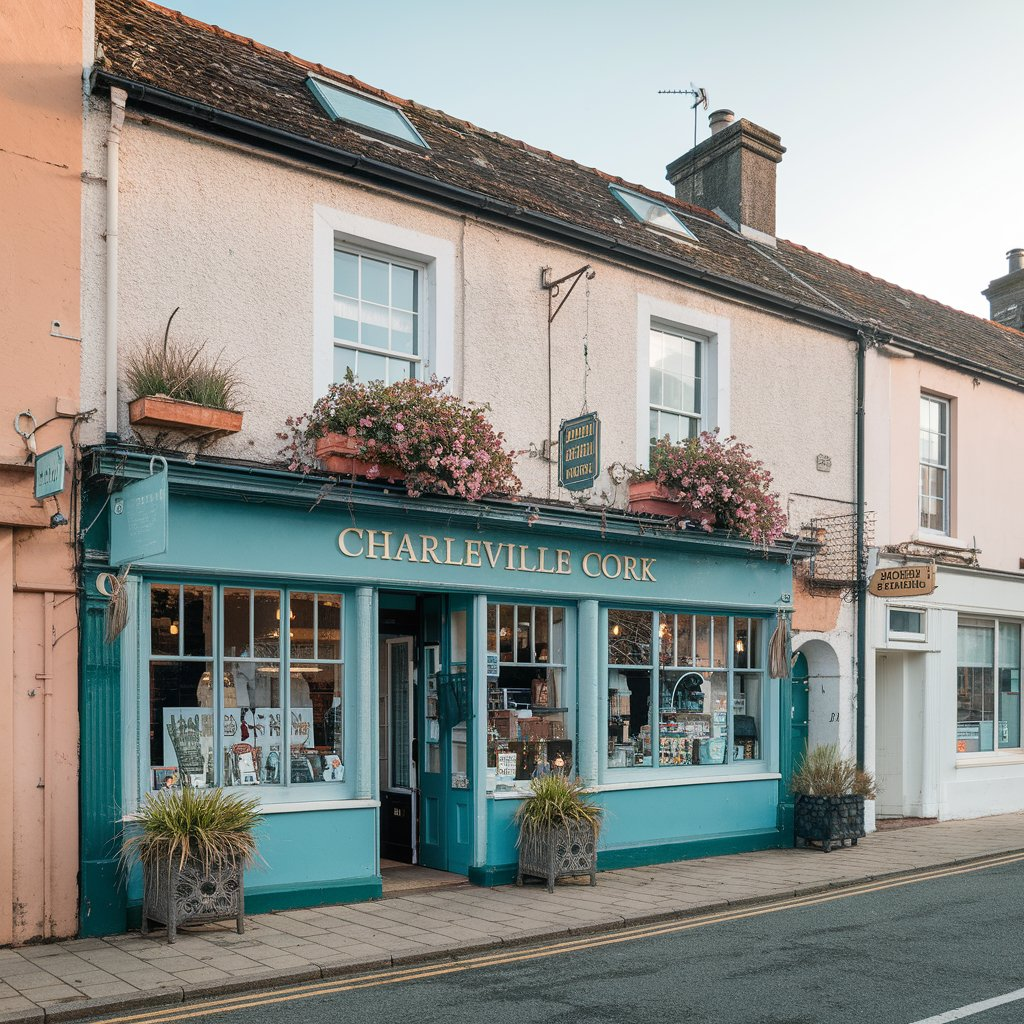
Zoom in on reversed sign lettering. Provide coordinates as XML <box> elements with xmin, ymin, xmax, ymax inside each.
<box><xmin>34</xmin><ymin>445</ymin><xmax>65</xmax><ymax>500</ymax></box>
<box><xmin>868</xmin><ymin>563</ymin><xmax>936</xmax><ymax>598</ymax></box>
<box><xmin>558</xmin><ymin>412</ymin><xmax>600</xmax><ymax>491</ymax></box>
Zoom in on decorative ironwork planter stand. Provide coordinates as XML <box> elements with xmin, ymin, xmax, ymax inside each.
<box><xmin>516</xmin><ymin>823</ymin><xmax>597</xmax><ymax>893</ymax></box>
<box><xmin>794</xmin><ymin>794</ymin><xmax>866</xmax><ymax>853</ymax></box>
<box><xmin>141</xmin><ymin>857</ymin><xmax>245</xmax><ymax>942</ymax></box>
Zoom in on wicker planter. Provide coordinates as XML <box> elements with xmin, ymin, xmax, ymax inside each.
<box><xmin>140</xmin><ymin>855</ymin><xmax>245</xmax><ymax>943</ymax></box>
<box><xmin>516</xmin><ymin>822</ymin><xmax>597</xmax><ymax>893</ymax></box>
<box><xmin>794</xmin><ymin>793</ymin><xmax>866</xmax><ymax>853</ymax></box>
<box><xmin>314</xmin><ymin>432</ymin><xmax>405</xmax><ymax>481</ymax></box>
<box><xmin>129</xmin><ymin>396</ymin><xmax>243</xmax><ymax>436</ymax></box>
<box><xmin>627</xmin><ymin>481</ymin><xmax>716</xmax><ymax>527</ymax></box>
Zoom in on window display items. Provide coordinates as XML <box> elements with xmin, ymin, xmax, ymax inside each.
<box><xmin>322</xmin><ymin>754</ymin><xmax>345</xmax><ymax>781</ymax></box>
<box><xmin>152</xmin><ymin>767</ymin><xmax>180</xmax><ymax>790</ymax></box>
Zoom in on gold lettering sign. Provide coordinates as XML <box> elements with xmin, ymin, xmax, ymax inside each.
<box><xmin>337</xmin><ymin>528</ymin><xmax>656</xmax><ymax>583</ymax></box>
<box><xmin>868</xmin><ymin>563</ymin><xmax>936</xmax><ymax>598</ymax></box>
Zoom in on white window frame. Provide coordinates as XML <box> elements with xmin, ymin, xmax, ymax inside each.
<box><xmin>919</xmin><ymin>393</ymin><xmax>951</xmax><ymax>536</ymax></box>
<box><xmin>635</xmin><ymin>295</ymin><xmax>730</xmax><ymax>467</ymax></box>
<box><xmin>313</xmin><ymin>205</ymin><xmax>455</xmax><ymax>400</ymax></box>
<box><xmin>887</xmin><ymin>605</ymin><xmax>927</xmax><ymax>643</ymax></box>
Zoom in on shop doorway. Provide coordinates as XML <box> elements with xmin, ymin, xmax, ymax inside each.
<box><xmin>378</xmin><ymin>592</ymin><xmax>475</xmax><ymax>877</ymax></box>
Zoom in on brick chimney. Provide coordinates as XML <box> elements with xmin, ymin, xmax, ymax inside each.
<box><xmin>666</xmin><ymin>110</ymin><xmax>785</xmax><ymax>242</ymax></box>
<box><xmin>982</xmin><ymin>249</ymin><xmax>1024</xmax><ymax>330</ymax></box>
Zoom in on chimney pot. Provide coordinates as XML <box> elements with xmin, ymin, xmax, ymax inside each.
<box><xmin>1008</xmin><ymin>248</ymin><xmax>1024</xmax><ymax>274</ymax></box>
<box><xmin>709</xmin><ymin>109</ymin><xmax>735</xmax><ymax>135</ymax></box>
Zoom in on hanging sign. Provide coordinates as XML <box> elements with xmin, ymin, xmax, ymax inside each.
<box><xmin>558</xmin><ymin>412</ymin><xmax>600</xmax><ymax>491</ymax></box>
<box><xmin>110</xmin><ymin>457</ymin><xmax>169</xmax><ymax>565</ymax></box>
<box><xmin>34</xmin><ymin>445</ymin><xmax>65</xmax><ymax>500</ymax></box>
<box><xmin>868</xmin><ymin>563</ymin><xmax>936</xmax><ymax>598</ymax></box>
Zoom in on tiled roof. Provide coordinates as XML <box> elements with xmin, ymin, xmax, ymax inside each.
<box><xmin>94</xmin><ymin>0</ymin><xmax>1024</xmax><ymax>386</ymax></box>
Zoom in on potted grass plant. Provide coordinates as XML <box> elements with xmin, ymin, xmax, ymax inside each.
<box><xmin>121</xmin><ymin>787</ymin><xmax>262</xmax><ymax>942</ymax></box>
<box><xmin>792</xmin><ymin>744</ymin><xmax>876</xmax><ymax>853</ymax></box>
<box><xmin>515</xmin><ymin>774</ymin><xmax>603</xmax><ymax>892</ymax></box>
<box><xmin>125</xmin><ymin>310</ymin><xmax>244</xmax><ymax>436</ymax></box>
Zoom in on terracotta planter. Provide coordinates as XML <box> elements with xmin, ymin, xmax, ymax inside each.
<box><xmin>129</xmin><ymin>396</ymin><xmax>243</xmax><ymax>436</ymax></box>
<box><xmin>627</xmin><ymin>481</ymin><xmax>717</xmax><ymax>527</ymax></box>
<box><xmin>314</xmin><ymin>432</ymin><xmax>405</xmax><ymax>482</ymax></box>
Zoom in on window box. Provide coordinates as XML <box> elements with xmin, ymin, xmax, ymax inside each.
<box><xmin>129</xmin><ymin>396</ymin><xmax>243</xmax><ymax>437</ymax></box>
<box><xmin>626</xmin><ymin>481</ymin><xmax>716</xmax><ymax>526</ymax></box>
<box><xmin>314</xmin><ymin>431</ymin><xmax>405</xmax><ymax>482</ymax></box>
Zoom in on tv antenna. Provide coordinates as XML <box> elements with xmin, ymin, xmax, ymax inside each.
<box><xmin>658</xmin><ymin>84</ymin><xmax>708</xmax><ymax>150</ymax></box>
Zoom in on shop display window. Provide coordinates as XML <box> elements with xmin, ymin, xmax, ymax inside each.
<box><xmin>607</xmin><ymin>610</ymin><xmax>765</xmax><ymax>771</ymax></box>
<box><xmin>486</xmin><ymin>604</ymin><xmax>570</xmax><ymax>792</ymax></box>
<box><xmin>956</xmin><ymin>617</ymin><xmax>1022</xmax><ymax>754</ymax></box>
<box><xmin>148</xmin><ymin>584</ymin><xmax>344</xmax><ymax>794</ymax></box>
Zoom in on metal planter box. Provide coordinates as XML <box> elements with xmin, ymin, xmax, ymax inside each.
<box><xmin>141</xmin><ymin>856</ymin><xmax>245</xmax><ymax>942</ymax></box>
<box><xmin>516</xmin><ymin>823</ymin><xmax>597</xmax><ymax>893</ymax></box>
<box><xmin>794</xmin><ymin>793</ymin><xmax>865</xmax><ymax>853</ymax></box>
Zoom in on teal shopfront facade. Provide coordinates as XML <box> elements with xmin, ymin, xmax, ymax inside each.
<box><xmin>79</xmin><ymin>449</ymin><xmax>804</xmax><ymax>936</ymax></box>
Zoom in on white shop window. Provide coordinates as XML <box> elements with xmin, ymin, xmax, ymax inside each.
<box><xmin>956</xmin><ymin>617</ymin><xmax>1022</xmax><ymax>755</ymax></box>
<box><xmin>887</xmin><ymin>607</ymin><xmax>926</xmax><ymax>643</ymax></box>
<box><xmin>313</xmin><ymin>206</ymin><xmax>455</xmax><ymax>398</ymax></box>
<box><xmin>146</xmin><ymin>583</ymin><xmax>348</xmax><ymax>802</ymax></box>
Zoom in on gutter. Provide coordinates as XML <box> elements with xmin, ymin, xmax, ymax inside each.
<box><xmin>93</xmin><ymin>72</ymin><xmax>863</xmax><ymax>340</ymax></box>
<box><xmin>855</xmin><ymin>331</ymin><xmax>868</xmax><ymax>768</ymax></box>
<box><xmin>105</xmin><ymin>87</ymin><xmax>127</xmax><ymax>441</ymax></box>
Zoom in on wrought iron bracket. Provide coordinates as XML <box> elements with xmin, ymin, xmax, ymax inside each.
<box><xmin>541</xmin><ymin>264</ymin><xmax>595</xmax><ymax>324</ymax></box>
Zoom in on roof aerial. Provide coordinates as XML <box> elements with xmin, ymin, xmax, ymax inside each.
<box><xmin>306</xmin><ymin>75</ymin><xmax>428</xmax><ymax>149</ymax></box>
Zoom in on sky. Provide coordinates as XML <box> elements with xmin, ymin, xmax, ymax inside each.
<box><xmin>168</xmin><ymin>0</ymin><xmax>1024</xmax><ymax>319</ymax></box>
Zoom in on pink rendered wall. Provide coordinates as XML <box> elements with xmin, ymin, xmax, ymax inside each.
<box><xmin>0</xmin><ymin>0</ymin><xmax>83</xmax><ymax>943</ymax></box>
<box><xmin>879</xmin><ymin>353</ymin><xmax>1024</xmax><ymax>571</ymax></box>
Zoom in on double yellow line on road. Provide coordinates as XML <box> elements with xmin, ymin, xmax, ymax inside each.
<box><xmin>85</xmin><ymin>851</ymin><xmax>1024</xmax><ymax>1024</ymax></box>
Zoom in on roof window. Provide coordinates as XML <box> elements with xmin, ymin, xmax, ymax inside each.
<box><xmin>609</xmin><ymin>184</ymin><xmax>697</xmax><ymax>241</ymax></box>
<box><xmin>306</xmin><ymin>77</ymin><xmax>427</xmax><ymax>149</ymax></box>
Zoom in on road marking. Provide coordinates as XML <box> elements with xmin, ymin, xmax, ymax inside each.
<box><xmin>82</xmin><ymin>851</ymin><xmax>1024</xmax><ymax>1024</ymax></box>
<box><xmin>908</xmin><ymin>986</ymin><xmax>1024</xmax><ymax>1023</ymax></box>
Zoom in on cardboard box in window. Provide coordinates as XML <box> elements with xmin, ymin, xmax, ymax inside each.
<box><xmin>492</xmin><ymin>710</ymin><xmax>517</xmax><ymax>739</ymax></box>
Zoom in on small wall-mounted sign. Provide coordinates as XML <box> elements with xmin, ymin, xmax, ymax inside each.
<box><xmin>34</xmin><ymin>445</ymin><xmax>65</xmax><ymax>500</ymax></box>
<box><xmin>110</xmin><ymin>458</ymin><xmax>169</xmax><ymax>565</ymax></box>
<box><xmin>816</xmin><ymin>453</ymin><xmax>832</xmax><ymax>473</ymax></box>
<box><xmin>868</xmin><ymin>563</ymin><xmax>937</xmax><ymax>598</ymax></box>
<box><xmin>558</xmin><ymin>412</ymin><xmax>600</xmax><ymax>491</ymax></box>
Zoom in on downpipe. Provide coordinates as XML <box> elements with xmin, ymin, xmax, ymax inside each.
<box><xmin>105</xmin><ymin>88</ymin><xmax>127</xmax><ymax>442</ymax></box>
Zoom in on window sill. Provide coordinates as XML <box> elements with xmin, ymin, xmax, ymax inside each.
<box><xmin>121</xmin><ymin>797</ymin><xmax>378</xmax><ymax>822</ymax></box>
<box><xmin>955</xmin><ymin>754</ymin><xmax>1024</xmax><ymax>770</ymax></box>
<box><xmin>911</xmin><ymin>531</ymin><xmax>968</xmax><ymax>550</ymax></box>
<box><xmin>594</xmin><ymin>771</ymin><xmax>780</xmax><ymax>792</ymax></box>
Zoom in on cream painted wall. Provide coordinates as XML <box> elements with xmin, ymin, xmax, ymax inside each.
<box><xmin>80</xmin><ymin>103</ymin><xmax>859</xmax><ymax>759</ymax></box>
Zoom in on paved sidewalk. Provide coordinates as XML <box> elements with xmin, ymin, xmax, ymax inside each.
<box><xmin>4</xmin><ymin>812</ymin><xmax>1024</xmax><ymax>1023</ymax></box>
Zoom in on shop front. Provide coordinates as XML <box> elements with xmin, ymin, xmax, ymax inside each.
<box><xmin>79</xmin><ymin>449</ymin><xmax>802</xmax><ymax>936</ymax></box>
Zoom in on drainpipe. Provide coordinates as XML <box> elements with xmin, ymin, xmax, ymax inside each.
<box><xmin>105</xmin><ymin>88</ymin><xmax>127</xmax><ymax>442</ymax></box>
<box><xmin>855</xmin><ymin>331</ymin><xmax>868</xmax><ymax>768</ymax></box>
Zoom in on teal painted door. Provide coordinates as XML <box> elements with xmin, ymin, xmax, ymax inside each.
<box><xmin>416</xmin><ymin>595</ymin><xmax>475</xmax><ymax>874</ymax></box>
<box><xmin>791</xmin><ymin>652</ymin><xmax>810</xmax><ymax>765</ymax></box>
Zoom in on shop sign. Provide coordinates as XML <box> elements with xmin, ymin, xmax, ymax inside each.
<box><xmin>110</xmin><ymin>461</ymin><xmax>168</xmax><ymax>565</ymax></box>
<box><xmin>338</xmin><ymin>527</ymin><xmax>657</xmax><ymax>583</ymax></box>
<box><xmin>34</xmin><ymin>445</ymin><xmax>65</xmax><ymax>500</ymax></box>
<box><xmin>868</xmin><ymin>563</ymin><xmax>936</xmax><ymax>598</ymax></box>
<box><xmin>558</xmin><ymin>412</ymin><xmax>600</xmax><ymax>491</ymax></box>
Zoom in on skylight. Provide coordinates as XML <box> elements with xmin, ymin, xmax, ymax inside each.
<box><xmin>306</xmin><ymin>77</ymin><xmax>428</xmax><ymax>149</ymax></box>
<box><xmin>609</xmin><ymin>184</ymin><xmax>697</xmax><ymax>241</ymax></box>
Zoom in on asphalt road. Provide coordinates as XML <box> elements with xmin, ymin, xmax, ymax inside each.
<box><xmin>83</xmin><ymin>859</ymin><xmax>1024</xmax><ymax>1024</ymax></box>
